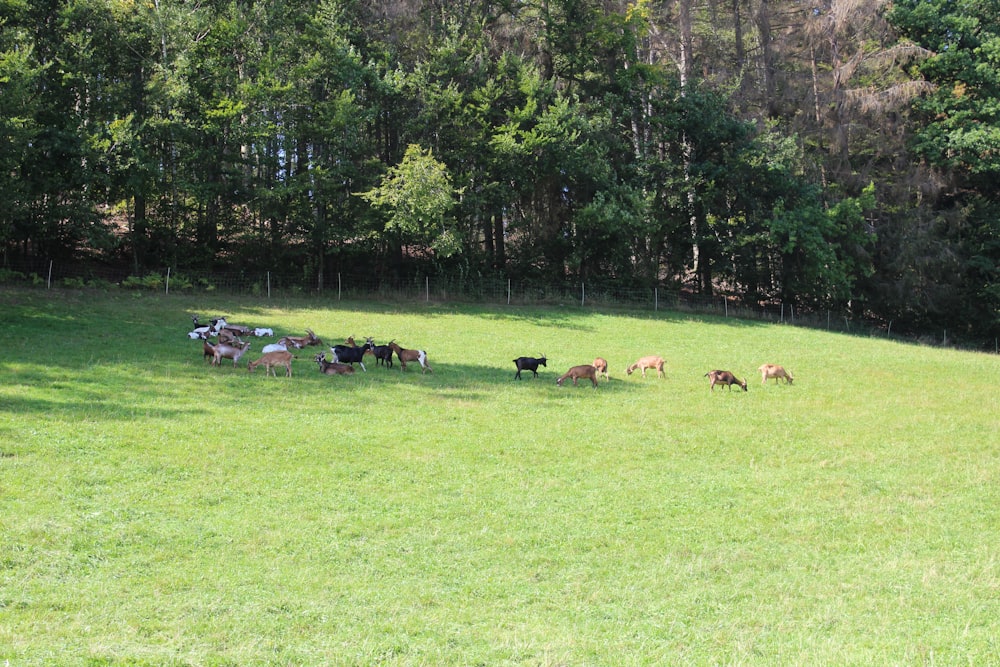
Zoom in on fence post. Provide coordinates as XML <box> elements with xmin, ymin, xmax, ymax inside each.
<box><xmin>581</xmin><ymin>282</ymin><xmax>585</xmax><ymax>307</ymax></box>
<box><xmin>338</xmin><ymin>272</ymin><xmax>341</xmax><ymax>301</ymax></box>
<box><xmin>47</xmin><ymin>260</ymin><xmax>53</xmax><ymax>289</ymax></box>
<box><xmin>724</xmin><ymin>298</ymin><xmax>728</xmax><ymax>318</ymax></box>
<box><xmin>507</xmin><ymin>279</ymin><xmax>511</xmax><ymax>305</ymax></box>
<box><xmin>654</xmin><ymin>287</ymin><xmax>658</xmax><ymax>311</ymax></box>
<box><xmin>267</xmin><ymin>271</ymin><xmax>271</xmax><ymax>299</ymax></box>
<box><xmin>426</xmin><ymin>276</ymin><xmax>429</xmax><ymax>302</ymax></box>
<box><xmin>166</xmin><ymin>267</ymin><xmax>170</xmax><ymax>294</ymax></box>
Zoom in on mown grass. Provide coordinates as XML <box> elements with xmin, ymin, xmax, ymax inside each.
<box><xmin>1</xmin><ymin>287</ymin><xmax>998</xmax><ymax>665</ymax></box>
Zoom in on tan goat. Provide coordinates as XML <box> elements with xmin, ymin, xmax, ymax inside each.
<box><xmin>592</xmin><ymin>357</ymin><xmax>609</xmax><ymax>381</ymax></box>
<box><xmin>758</xmin><ymin>363</ymin><xmax>794</xmax><ymax>385</ymax></box>
<box><xmin>626</xmin><ymin>355</ymin><xmax>665</xmax><ymax>378</ymax></box>
<box><xmin>248</xmin><ymin>350</ymin><xmax>295</xmax><ymax>377</ymax></box>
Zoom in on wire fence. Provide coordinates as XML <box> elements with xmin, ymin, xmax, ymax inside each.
<box><xmin>2</xmin><ymin>257</ymin><xmax>994</xmax><ymax>353</ymax></box>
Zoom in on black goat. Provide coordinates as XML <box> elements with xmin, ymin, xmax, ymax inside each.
<box><xmin>513</xmin><ymin>355</ymin><xmax>547</xmax><ymax>380</ymax></box>
<box><xmin>364</xmin><ymin>337</ymin><xmax>394</xmax><ymax>368</ymax></box>
<box><xmin>330</xmin><ymin>339</ymin><xmax>374</xmax><ymax>372</ymax></box>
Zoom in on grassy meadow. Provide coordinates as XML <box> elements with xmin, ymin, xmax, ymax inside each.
<box><xmin>1</xmin><ymin>287</ymin><xmax>998</xmax><ymax>665</ymax></box>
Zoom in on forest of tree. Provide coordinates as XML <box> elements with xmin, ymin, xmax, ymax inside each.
<box><xmin>1</xmin><ymin>0</ymin><xmax>998</xmax><ymax>341</ymax></box>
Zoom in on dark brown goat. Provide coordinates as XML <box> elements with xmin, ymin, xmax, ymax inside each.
<box><xmin>705</xmin><ymin>370</ymin><xmax>747</xmax><ymax>392</ymax></box>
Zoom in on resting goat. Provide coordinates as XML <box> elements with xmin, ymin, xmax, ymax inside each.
<box><xmin>626</xmin><ymin>355</ymin><xmax>665</xmax><ymax>378</ymax></box>
<box><xmin>556</xmin><ymin>364</ymin><xmax>598</xmax><ymax>388</ymax></box>
<box><xmin>388</xmin><ymin>341</ymin><xmax>432</xmax><ymax>373</ymax></box>
<box><xmin>705</xmin><ymin>370</ymin><xmax>747</xmax><ymax>392</ymax></box>
<box><xmin>592</xmin><ymin>357</ymin><xmax>609</xmax><ymax>381</ymax></box>
<box><xmin>261</xmin><ymin>342</ymin><xmax>288</xmax><ymax>354</ymax></box>
<box><xmin>513</xmin><ymin>355</ymin><xmax>546</xmax><ymax>380</ymax></box>
<box><xmin>315</xmin><ymin>353</ymin><xmax>355</xmax><ymax>375</ymax></box>
<box><xmin>279</xmin><ymin>329</ymin><xmax>322</xmax><ymax>349</ymax></box>
<box><xmin>247</xmin><ymin>350</ymin><xmax>294</xmax><ymax>377</ymax></box>
<box><xmin>252</xmin><ymin>327</ymin><xmax>274</xmax><ymax>337</ymax></box>
<box><xmin>758</xmin><ymin>364</ymin><xmax>794</xmax><ymax>385</ymax></box>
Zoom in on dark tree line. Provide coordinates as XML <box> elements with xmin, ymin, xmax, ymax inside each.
<box><xmin>1</xmin><ymin>0</ymin><xmax>998</xmax><ymax>341</ymax></box>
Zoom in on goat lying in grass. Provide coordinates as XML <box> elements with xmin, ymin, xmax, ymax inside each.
<box><xmin>556</xmin><ymin>364</ymin><xmax>598</xmax><ymax>388</ymax></box>
<box><xmin>758</xmin><ymin>363</ymin><xmax>794</xmax><ymax>385</ymax></box>
<box><xmin>247</xmin><ymin>350</ymin><xmax>294</xmax><ymax>377</ymax></box>
<box><xmin>626</xmin><ymin>355</ymin><xmax>665</xmax><ymax>378</ymax></box>
<box><xmin>279</xmin><ymin>329</ymin><xmax>322</xmax><ymax>349</ymax></box>
<box><xmin>705</xmin><ymin>370</ymin><xmax>747</xmax><ymax>392</ymax></box>
<box><xmin>315</xmin><ymin>353</ymin><xmax>355</xmax><ymax>375</ymax></box>
<box><xmin>513</xmin><ymin>355</ymin><xmax>546</xmax><ymax>379</ymax></box>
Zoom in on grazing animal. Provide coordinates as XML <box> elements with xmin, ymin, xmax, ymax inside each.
<box><xmin>626</xmin><ymin>355</ymin><xmax>665</xmax><ymax>378</ymax></box>
<box><xmin>247</xmin><ymin>350</ymin><xmax>294</xmax><ymax>377</ymax></box>
<box><xmin>211</xmin><ymin>341</ymin><xmax>251</xmax><ymax>368</ymax></box>
<box><xmin>252</xmin><ymin>327</ymin><xmax>274</xmax><ymax>337</ymax></box>
<box><xmin>556</xmin><ymin>364</ymin><xmax>599</xmax><ymax>388</ymax></box>
<box><xmin>758</xmin><ymin>364</ymin><xmax>794</xmax><ymax>385</ymax></box>
<box><xmin>315</xmin><ymin>353</ymin><xmax>355</xmax><ymax>375</ymax></box>
<box><xmin>203</xmin><ymin>339</ymin><xmax>218</xmax><ymax>363</ymax></box>
<box><xmin>705</xmin><ymin>370</ymin><xmax>747</xmax><ymax>392</ymax></box>
<box><xmin>592</xmin><ymin>357</ymin><xmax>609</xmax><ymax>381</ymax></box>
<box><xmin>388</xmin><ymin>341</ymin><xmax>432</xmax><ymax>373</ymax></box>
<box><xmin>330</xmin><ymin>337</ymin><xmax>374</xmax><ymax>372</ymax></box>
<box><xmin>279</xmin><ymin>329</ymin><xmax>322</xmax><ymax>349</ymax></box>
<box><xmin>261</xmin><ymin>342</ymin><xmax>288</xmax><ymax>354</ymax></box>
<box><xmin>513</xmin><ymin>355</ymin><xmax>547</xmax><ymax>380</ymax></box>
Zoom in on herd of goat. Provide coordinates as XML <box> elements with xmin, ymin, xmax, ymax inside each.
<box><xmin>188</xmin><ymin>315</ymin><xmax>795</xmax><ymax>390</ymax></box>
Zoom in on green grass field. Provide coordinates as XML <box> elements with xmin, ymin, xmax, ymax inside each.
<box><xmin>2</xmin><ymin>288</ymin><xmax>998</xmax><ymax>665</ymax></box>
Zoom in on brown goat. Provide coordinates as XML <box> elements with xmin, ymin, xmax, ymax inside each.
<box><xmin>315</xmin><ymin>353</ymin><xmax>355</xmax><ymax>375</ymax></box>
<box><xmin>758</xmin><ymin>364</ymin><xmax>794</xmax><ymax>385</ymax></box>
<box><xmin>279</xmin><ymin>328</ymin><xmax>323</xmax><ymax>349</ymax></box>
<box><xmin>556</xmin><ymin>364</ymin><xmax>598</xmax><ymax>388</ymax></box>
<box><xmin>388</xmin><ymin>341</ymin><xmax>432</xmax><ymax>373</ymax></box>
<box><xmin>592</xmin><ymin>357</ymin><xmax>609</xmax><ymax>381</ymax></box>
<box><xmin>248</xmin><ymin>350</ymin><xmax>295</xmax><ymax>377</ymax></box>
<box><xmin>626</xmin><ymin>355</ymin><xmax>665</xmax><ymax>378</ymax></box>
<box><xmin>705</xmin><ymin>370</ymin><xmax>747</xmax><ymax>392</ymax></box>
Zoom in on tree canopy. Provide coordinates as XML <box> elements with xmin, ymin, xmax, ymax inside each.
<box><xmin>1</xmin><ymin>0</ymin><xmax>998</xmax><ymax>341</ymax></box>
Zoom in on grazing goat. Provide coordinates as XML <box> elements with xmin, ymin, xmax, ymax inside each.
<box><xmin>592</xmin><ymin>357</ymin><xmax>609</xmax><ymax>381</ymax></box>
<box><xmin>556</xmin><ymin>364</ymin><xmax>598</xmax><ymax>388</ymax></box>
<box><xmin>211</xmin><ymin>341</ymin><xmax>251</xmax><ymax>368</ymax></box>
<box><xmin>758</xmin><ymin>364</ymin><xmax>794</xmax><ymax>385</ymax></box>
<box><xmin>331</xmin><ymin>337</ymin><xmax>374</xmax><ymax>372</ymax></box>
<box><xmin>247</xmin><ymin>350</ymin><xmax>294</xmax><ymax>377</ymax></box>
<box><xmin>261</xmin><ymin>342</ymin><xmax>288</xmax><ymax>354</ymax></box>
<box><xmin>388</xmin><ymin>341</ymin><xmax>432</xmax><ymax>373</ymax></box>
<box><xmin>513</xmin><ymin>355</ymin><xmax>547</xmax><ymax>380</ymax></box>
<box><xmin>705</xmin><ymin>370</ymin><xmax>747</xmax><ymax>392</ymax></box>
<box><xmin>364</xmin><ymin>337</ymin><xmax>394</xmax><ymax>368</ymax></box>
<box><xmin>203</xmin><ymin>339</ymin><xmax>218</xmax><ymax>363</ymax></box>
<box><xmin>279</xmin><ymin>329</ymin><xmax>322</xmax><ymax>349</ymax></box>
<box><xmin>315</xmin><ymin>353</ymin><xmax>355</xmax><ymax>375</ymax></box>
<box><xmin>626</xmin><ymin>355</ymin><xmax>665</xmax><ymax>378</ymax></box>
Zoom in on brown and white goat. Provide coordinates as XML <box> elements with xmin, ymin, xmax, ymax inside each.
<box><xmin>758</xmin><ymin>364</ymin><xmax>794</xmax><ymax>385</ymax></box>
<box><xmin>705</xmin><ymin>370</ymin><xmax>747</xmax><ymax>392</ymax></box>
<box><xmin>626</xmin><ymin>355</ymin><xmax>665</xmax><ymax>378</ymax></box>
<box><xmin>247</xmin><ymin>350</ymin><xmax>295</xmax><ymax>377</ymax></box>
<box><xmin>315</xmin><ymin>353</ymin><xmax>355</xmax><ymax>375</ymax></box>
<box><xmin>279</xmin><ymin>328</ymin><xmax>323</xmax><ymax>349</ymax></box>
<box><xmin>388</xmin><ymin>341</ymin><xmax>432</xmax><ymax>373</ymax></box>
<box><xmin>211</xmin><ymin>341</ymin><xmax>251</xmax><ymax>367</ymax></box>
<box><xmin>592</xmin><ymin>357</ymin><xmax>609</xmax><ymax>381</ymax></box>
<box><xmin>556</xmin><ymin>364</ymin><xmax>599</xmax><ymax>388</ymax></box>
